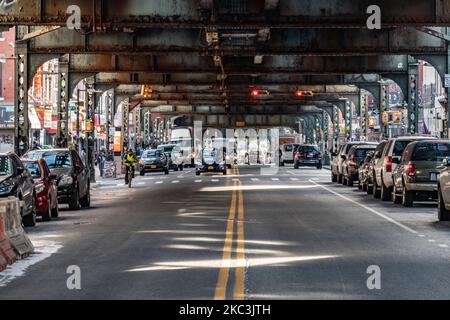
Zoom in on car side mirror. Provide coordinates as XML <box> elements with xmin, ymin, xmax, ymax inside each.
<box><xmin>48</xmin><ymin>173</ymin><xmax>57</xmax><ymax>180</ymax></box>
<box><xmin>443</xmin><ymin>157</ymin><xmax>450</xmax><ymax>167</ymax></box>
<box><xmin>392</xmin><ymin>157</ymin><xmax>400</xmax><ymax>164</ymax></box>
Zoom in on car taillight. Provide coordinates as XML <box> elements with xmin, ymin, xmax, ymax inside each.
<box><xmin>386</xmin><ymin>156</ymin><xmax>392</xmax><ymax>173</ymax></box>
<box><xmin>296</xmin><ymin>152</ymin><xmax>301</xmax><ymax>158</ymax></box>
<box><xmin>348</xmin><ymin>157</ymin><xmax>356</xmax><ymax>166</ymax></box>
<box><xmin>406</xmin><ymin>161</ymin><xmax>416</xmax><ymax>176</ymax></box>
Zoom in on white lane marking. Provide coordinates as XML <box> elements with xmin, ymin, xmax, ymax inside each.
<box><xmin>290</xmin><ymin>178</ymin><xmax>299</xmax><ymax>181</ymax></box>
<box><xmin>143</xmin><ymin>177</ymin><xmax>154</xmax><ymax>180</ymax></box>
<box><xmin>251</xmin><ymin>178</ymin><xmax>259</xmax><ymax>181</ymax></box>
<box><xmin>271</xmin><ymin>178</ymin><xmax>280</xmax><ymax>181</ymax></box>
<box><xmin>0</xmin><ymin>240</ymin><xmax>62</xmax><ymax>288</ymax></box>
<box><xmin>177</xmin><ymin>175</ymin><xmax>184</xmax><ymax>178</ymax></box>
<box><xmin>137</xmin><ymin>182</ymin><xmax>145</xmax><ymax>185</ymax></box>
<box><xmin>309</xmin><ymin>179</ymin><xmax>418</xmax><ymax>235</ymax></box>
<box><xmin>172</xmin><ymin>180</ymin><xmax>180</xmax><ymax>184</ymax></box>
<box><xmin>155</xmin><ymin>181</ymin><xmax>163</xmax><ymax>184</ymax></box>
<box><xmin>428</xmin><ymin>239</ymin><xmax>436</xmax><ymax>243</ymax></box>
<box><xmin>232</xmin><ymin>178</ymin><xmax>240</xmax><ymax>182</ymax></box>
<box><xmin>211</xmin><ymin>179</ymin><xmax>219</xmax><ymax>182</ymax></box>
<box><xmin>418</xmin><ymin>234</ymin><xmax>426</xmax><ymax>237</ymax></box>
<box><xmin>438</xmin><ymin>244</ymin><xmax>448</xmax><ymax>248</ymax></box>
<box><xmin>195</xmin><ymin>180</ymin><xmax>202</xmax><ymax>183</ymax></box>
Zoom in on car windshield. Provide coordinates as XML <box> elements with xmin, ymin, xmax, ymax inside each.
<box><xmin>203</xmin><ymin>149</ymin><xmax>217</xmax><ymax>158</ymax></box>
<box><xmin>23</xmin><ymin>162</ymin><xmax>41</xmax><ymax>178</ymax></box>
<box><xmin>299</xmin><ymin>146</ymin><xmax>319</xmax><ymax>153</ymax></box>
<box><xmin>411</xmin><ymin>143</ymin><xmax>450</xmax><ymax>162</ymax></box>
<box><xmin>284</xmin><ymin>145</ymin><xmax>293</xmax><ymax>152</ymax></box>
<box><xmin>393</xmin><ymin>140</ymin><xmax>414</xmax><ymax>157</ymax></box>
<box><xmin>40</xmin><ymin>152</ymin><xmax>72</xmax><ymax>169</ymax></box>
<box><xmin>354</xmin><ymin>148</ymin><xmax>375</xmax><ymax>158</ymax></box>
<box><xmin>158</xmin><ymin>146</ymin><xmax>174</xmax><ymax>153</ymax></box>
<box><xmin>0</xmin><ymin>156</ymin><xmax>12</xmax><ymax>176</ymax></box>
<box><xmin>143</xmin><ymin>151</ymin><xmax>158</xmax><ymax>158</ymax></box>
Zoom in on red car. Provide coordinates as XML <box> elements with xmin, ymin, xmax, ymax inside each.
<box><xmin>22</xmin><ymin>159</ymin><xmax>59</xmax><ymax>221</ymax></box>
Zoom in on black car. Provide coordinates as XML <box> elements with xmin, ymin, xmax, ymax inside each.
<box><xmin>0</xmin><ymin>152</ymin><xmax>36</xmax><ymax>226</ymax></box>
<box><xmin>196</xmin><ymin>148</ymin><xmax>227</xmax><ymax>176</ymax></box>
<box><xmin>23</xmin><ymin>149</ymin><xmax>90</xmax><ymax>210</ymax></box>
<box><xmin>139</xmin><ymin>150</ymin><xmax>170</xmax><ymax>175</ymax></box>
<box><xmin>294</xmin><ymin>145</ymin><xmax>322</xmax><ymax>169</ymax></box>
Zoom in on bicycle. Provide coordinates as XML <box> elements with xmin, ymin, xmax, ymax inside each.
<box><xmin>124</xmin><ymin>162</ymin><xmax>135</xmax><ymax>188</ymax></box>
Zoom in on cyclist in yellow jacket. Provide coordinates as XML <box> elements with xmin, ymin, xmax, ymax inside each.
<box><xmin>124</xmin><ymin>149</ymin><xmax>136</xmax><ymax>184</ymax></box>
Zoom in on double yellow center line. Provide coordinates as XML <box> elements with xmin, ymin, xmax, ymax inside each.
<box><xmin>215</xmin><ymin>167</ymin><xmax>246</xmax><ymax>300</ymax></box>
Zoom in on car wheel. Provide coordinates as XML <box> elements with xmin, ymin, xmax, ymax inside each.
<box><xmin>80</xmin><ymin>188</ymin><xmax>91</xmax><ymax>208</ymax></box>
<box><xmin>402</xmin><ymin>182</ymin><xmax>414</xmax><ymax>207</ymax></box>
<box><xmin>438</xmin><ymin>187</ymin><xmax>450</xmax><ymax>221</ymax></box>
<box><xmin>196</xmin><ymin>171</ymin><xmax>200</xmax><ymax>176</ymax></box>
<box><xmin>317</xmin><ymin>163</ymin><xmax>322</xmax><ymax>170</ymax></box>
<box><xmin>331</xmin><ymin>173</ymin><xmax>337</xmax><ymax>183</ymax></box>
<box><xmin>362</xmin><ymin>182</ymin><xmax>368</xmax><ymax>192</ymax></box>
<box><xmin>41</xmin><ymin>199</ymin><xmax>52</xmax><ymax>222</ymax></box>
<box><xmin>69</xmin><ymin>187</ymin><xmax>81</xmax><ymax>210</ymax></box>
<box><xmin>22</xmin><ymin>212</ymin><xmax>36</xmax><ymax>227</ymax></box>
<box><xmin>392</xmin><ymin>185</ymin><xmax>402</xmax><ymax>204</ymax></box>
<box><xmin>373</xmin><ymin>176</ymin><xmax>381</xmax><ymax>199</ymax></box>
<box><xmin>180</xmin><ymin>166</ymin><xmax>184</xmax><ymax>171</ymax></box>
<box><xmin>140</xmin><ymin>170</ymin><xmax>145</xmax><ymax>176</ymax></box>
<box><xmin>294</xmin><ymin>162</ymin><xmax>299</xmax><ymax>169</ymax></box>
<box><xmin>51</xmin><ymin>202</ymin><xmax>59</xmax><ymax>218</ymax></box>
<box><xmin>174</xmin><ymin>166</ymin><xmax>179</xmax><ymax>172</ymax></box>
<box><xmin>381</xmin><ymin>179</ymin><xmax>391</xmax><ymax>201</ymax></box>
<box><xmin>280</xmin><ymin>161</ymin><xmax>285</xmax><ymax>167</ymax></box>
<box><xmin>337</xmin><ymin>174</ymin><xmax>343</xmax><ymax>184</ymax></box>
<box><xmin>164</xmin><ymin>169</ymin><xmax>169</xmax><ymax>175</ymax></box>
<box><xmin>223</xmin><ymin>170</ymin><xmax>227</xmax><ymax>176</ymax></box>
<box><xmin>348</xmin><ymin>177</ymin><xmax>354</xmax><ymax>187</ymax></box>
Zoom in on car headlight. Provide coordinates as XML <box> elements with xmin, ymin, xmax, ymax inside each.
<box><xmin>35</xmin><ymin>183</ymin><xmax>45</xmax><ymax>194</ymax></box>
<box><xmin>59</xmin><ymin>175</ymin><xmax>73</xmax><ymax>186</ymax></box>
<box><xmin>139</xmin><ymin>160</ymin><xmax>146</xmax><ymax>165</ymax></box>
<box><xmin>0</xmin><ymin>181</ymin><xmax>14</xmax><ymax>195</ymax></box>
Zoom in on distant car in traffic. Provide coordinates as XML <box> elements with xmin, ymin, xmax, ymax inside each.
<box><xmin>0</xmin><ymin>152</ymin><xmax>36</xmax><ymax>226</ymax></box>
<box><xmin>373</xmin><ymin>136</ymin><xmax>436</xmax><ymax>201</ymax></box>
<box><xmin>437</xmin><ymin>155</ymin><xmax>450</xmax><ymax>221</ymax></box>
<box><xmin>392</xmin><ymin>140</ymin><xmax>450</xmax><ymax>207</ymax></box>
<box><xmin>23</xmin><ymin>149</ymin><xmax>91</xmax><ymax>210</ymax></box>
<box><xmin>342</xmin><ymin>144</ymin><xmax>378</xmax><ymax>187</ymax></box>
<box><xmin>358</xmin><ymin>151</ymin><xmax>375</xmax><ymax>191</ymax></box>
<box><xmin>196</xmin><ymin>147</ymin><xmax>227</xmax><ymax>176</ymax></box>
<box><xmin>157</xmin><ymin>144</ymin><xmax>184</xmax><ymax>171</ymax></box>
<box><xmin>331</xmin><ymin>141</ymin><xmax>378</xmax><ymax>184</ymax></box>
<box><xmin>280</xmin><ymin>143</ymin><xmax>299</xmax><ymax>166</ymax></box>
<box><xmin>293</xmin><ymin>145</ymin><xmax>322</xmax><ymax>169</ymax></box>
<box><xmin>139</xmin><ymin>150</ymin><xmax>170</xmax><ymax>175</ymax></box>
<box><xmin>22</xmin><ymin>158</ymin><xmax>58</xmax><ymax>221</ymax></box>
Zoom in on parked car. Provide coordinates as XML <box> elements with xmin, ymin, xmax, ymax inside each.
<box><xmin>23</xmin><ymin>149</ymin><xmax>90</xmax><ymax>210</ymax></box>
<box><xmin>366</xmin><ymin>141</ymin><xmax>388</xmax><ymax>195</ymax></box>
<box><xmin>342</xmin><ymin>144</ymin><xmax>378</xmax><ymax>187</ymax></box>
<box><xmin>0</xmin><ymin>152</ymin><xmax>36</xmax><ymax>226</ymax></box>
<box><xmin>139</xmin><ymin>150</ymin><xmax>170</xmax><ymax>175</ymax></box>
<box><xmin>280</xmin><ymin>143</ymin><xmax>299</xmax><ymax>166</ymax></box>
<box><xmin>437</xmin><ymin>156</ymin><xmax>450</xmax><ymax>221</ymax></box>
<box><xmin>157</xmin><ymin>144</ymin><xmax>184</xmax><ymax>171</ymax></box>
<box><xmin>392</xmin><ymin>140</ymin><xmax>450</xmax><ymax>207</ymax></box>
<box><xmin>294</xmin><ymin>145</ymin><xmax>322</xmax><ymax>169</ymax></box>
<box><xmin>331</xmin><ymin>141</ymin><xmax>377</xmax><ymax>184</ymax></box>
<box><xmin>358</xmin><ymin>151</ymin><xmax>375</xmax><ymax>191</ymax></box>
<box><xmin>196</xmin><ymin>147</ymin><xmax>227</xmax><ymax>176</ymax></box>
<box><xmin>373</xmin><ymin>136</ymin><xmax>436</xmax><ymax>201</ymax></box>
<box><xmin>22</xmin><ymin>158</ymin><xmax>58</xmax><ymax>221</ymax></box>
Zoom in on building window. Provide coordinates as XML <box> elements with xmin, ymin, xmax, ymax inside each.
<box><xmin>0</xmin><ymin>61</ymin><xmax>3</xmax><ymax>98</ymax></box>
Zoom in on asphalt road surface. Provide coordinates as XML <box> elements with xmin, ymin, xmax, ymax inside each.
<box><xmin>1</xmin><ymin>166</ymin><xmax>450</xmax><ymax>299</ymax></box>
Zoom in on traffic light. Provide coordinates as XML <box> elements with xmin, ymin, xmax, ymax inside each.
<box><xmin>141</xmin><ymin>85</ymin><xmax>153</xmax><ymax>98</ymax></box>
<box><xmin>392</xmin><ymin>111</ymin><xmax>403</xmax><ymax>124</ymax></box>
<box><xmin>368</xmin><ymin>116</ymin><xmax>376</xmax><ymax>128</ymax></box>
<box><xmin>381</xmin><ymin>112</ymin><xmax>389</xmax><ymax>124</ymax></box>
<box><xmin>295</xmin><ymin>90</ymin><xmax>314</xmax><ymax>97</ymax></box>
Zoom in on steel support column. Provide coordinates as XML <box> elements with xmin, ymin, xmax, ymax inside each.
<box><xmin>14</xmin><ymin>42</ymin><xmax>30</xmax><ymax>155</ymax></box>
<box><xmin>359</xmin><ymin>89</ymin><xmax>368</xmax><ymax>141</ymax></box>
<box><xmin>446</xmin><ymin>47</ymin><xmax>450</xmax><ymax>138</ymax></box>
<box><xmin>105</xmin><ymin>90</ymin><xmax>114</xmax><ymax>156</ymax></box>
<box><xmin>333</xmin><ymin>106</ymin><xmax>339</xmax><ymax>153</ymax></box>
<box><xmin>56</xmin><ymin>55</ymin><xmax>70</xmax><ymax>148</ymax></box>
<box><xmin>344</xmin><ymin>100</ymin><xmax>352</xmax><ymax>142</ymax></box>
<box><xmin>380</xmin><ymin>82</ymin><xmax>390</xmax><ymax>139</ymax></box>
<box><xmin>134</xmin><ymin>106</ymin><xmax>142</xmax><ymax>152</ymax></box>
<box><xmin>121</xmin><ymin>98</ymin><xmax>130</xmax><ymax>161</ymax></box>
<box><xmin>85</xmin><ymin>84</ymin><xmax>96</xmax><ymax>183</ymax></box>
<box><xmin>143</xmin><ymin>110</ymin><xmax>151</xmax><ymax>149</ymax></box>
<box><xmin>407</xmin><ymin>58</ymin><xmax>420</xmax><ymax>135</ymax></box>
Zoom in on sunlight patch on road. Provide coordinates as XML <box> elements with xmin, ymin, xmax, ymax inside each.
<box><xmin>124</xmin><ymin>255</ymin><xmax>339</xmax><ymax>272</ymax></box>
<box><xmin>200</xmin><ymin>185</ymin><xmax>318</xmax><ymax>192</ymax></box>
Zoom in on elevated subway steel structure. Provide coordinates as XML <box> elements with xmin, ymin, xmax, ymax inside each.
<box><xmin>1</xmin><ymin>0</ymin><xmax>450</xmax><ymax>154</ymax></box>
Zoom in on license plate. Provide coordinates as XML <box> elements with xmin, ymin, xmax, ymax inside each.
<box><xmin>430</xmin><ymin>173</ymin><xmax>439</xmax><ymax>181</ymax></box>
<box><xmin>307</xmin><ymin>154</ymin><xmax>313</xmax><ymax>158</ymax></box>
<box><xmin>208</xmin><ymin>166</ymin><xmax>214</xmax><ymax>170</ymax></box>
<box><xmin>151</xmin><ymin>165</ymin><xmax>157</xmax><ymax>169</ymax></box>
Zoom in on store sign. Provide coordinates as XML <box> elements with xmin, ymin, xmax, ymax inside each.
<box><xmin>44</xmin><ymin>109</ymin><xmax>53</xmax><ymax>128</ymax></box>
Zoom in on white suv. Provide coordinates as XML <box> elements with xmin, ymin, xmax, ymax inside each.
<box><xmin>373</xmin><ymin>135</ymin><xmax>437</xmax><ymax>201</ymax></box>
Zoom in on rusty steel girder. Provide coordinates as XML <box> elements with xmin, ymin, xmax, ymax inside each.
<box><xmin>1</xmin><ymin>0</ymin><xmax>449</xmax><ymax>27</ymax></box>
